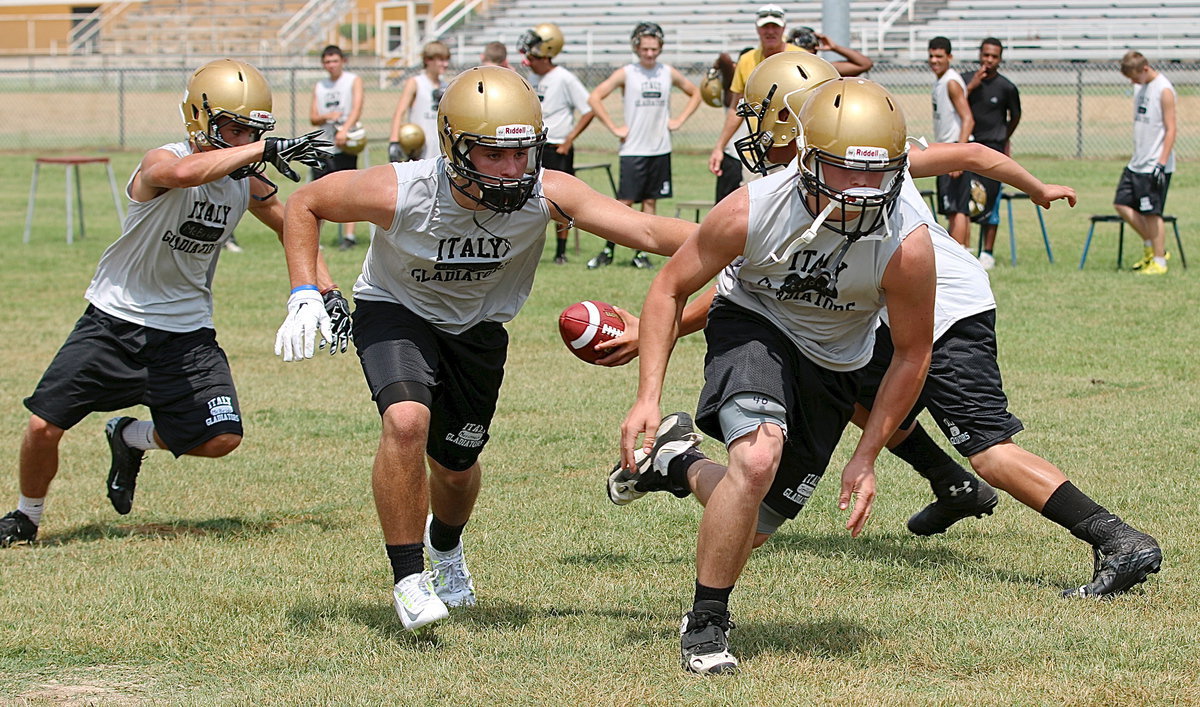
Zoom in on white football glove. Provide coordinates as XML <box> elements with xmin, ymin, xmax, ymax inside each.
<box><xmin>274</xmin><ymin>289</ymin><xmax>333</xmax><ymax>362</ymax></box>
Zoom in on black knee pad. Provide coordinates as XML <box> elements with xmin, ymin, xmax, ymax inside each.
<box><xmin>375</xmin><ymin>381</ymin><xmax>433</xmax><ymax>416</ymax></box>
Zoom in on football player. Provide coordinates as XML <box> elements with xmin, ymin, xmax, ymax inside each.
<box><xmin>517</xmin><ymin>22</ymin><xmax>595</xmax><ymax>265</ymax></box>
<box><xmin>311</xmin><ymin>44</ymin><xmax>365</xmax><ymax>249</ymax></box>
<box><xmin>272</xmin><ymin>67</ymin><xmax>697</xmax><ymax>632</ymax></box>
<box><xmin>585</xmin><ymin>21</ymin><xmax>702</xmax><ymax>270</ymax></box>
<box><xmin>0</xmin><ymin>59</ymin><xmax>338</xmax><ymax>548</ymax></box>
<box><xmin>608</xmin><ymin>56</ymin><xmax>1162</xmax><ymax>617</ymax></box>
<box><xmin>619</xmin><ymin>78</ymin><xmax>937</xmax><ymax>674</ymax></box>
<box><xmin>388</xmin><ymin>41</ymin><xmax>451</xmax><ymax>163</ymax></box>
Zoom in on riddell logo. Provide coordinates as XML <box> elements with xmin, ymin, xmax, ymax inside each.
<box><xmin>250</xmin><ymin>110</ymin><xmax>273</xmax><ymax>121</ymax></box>
<box><xmin>495</xmin><ymin>124</ymin><xmax>535</xmax><ymax>138</ymax></box>
<box><xmin>845</xmin><ymin>145</ymin><xmax>888</xmax><ymax>162</ymax></box>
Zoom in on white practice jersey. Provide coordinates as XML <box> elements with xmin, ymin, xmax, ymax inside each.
<box><xmin>620</xmin><ymin>62</ymin><xmax>672</xmax><ymax>156</ymax></box>
<box><xmin>529</xmin><ymin>66</ymin><xmax>592</xmax><ymax>145</ymax></box>
<box><xmin>314</xmin><ymin>71</ymin><xmax>358</xmax><ymax>155</ymax></box>
<box><xmin>932</xmin><ymin>69</ymin><xmax>967</xmax><ymax>144</ymax></box>
<box><xmin>1129</xmin><ymin>73</ymin><xmax>1176</xmax><ymax>173</ymax></box>
<box><xmin>85</xmin><ymin>141</ymin><xmax>249</xmax><ymax>332</ymax></box>
<box><xmin>717</xmin><ymin>162</ymin><xmax>923</xmax><ymax>371</ymax></box>
<box><xmin>353</xmin><ymin>157</ymin><xmax>551</xmax><ymax>334</ymax></box>
<box><xmin>411</xmin><ymin>73</ymin><xmax>447</xmax><ymax>158</ymax></box>
<box><xmin>884</xmin><ymin>174</ymin><xmax>996</xmax><ymax>340</ymax></box>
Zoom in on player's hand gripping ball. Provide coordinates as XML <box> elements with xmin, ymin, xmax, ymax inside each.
<box><xmin>559</xmin><ymin>300</ymin><xmax>626</xmax><ymax>364</ymax></box>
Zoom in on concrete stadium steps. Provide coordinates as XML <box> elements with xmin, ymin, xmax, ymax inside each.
<box><xmin>98</xmin><ymin>0</ymin><xmax>305</xmax><ymax>57</ymax></box>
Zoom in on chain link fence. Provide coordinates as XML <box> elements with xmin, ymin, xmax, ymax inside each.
<box><xmin>2</xmin><ymin>61</ymin><xmax>1195</xmax><ymax>163</ymax></box>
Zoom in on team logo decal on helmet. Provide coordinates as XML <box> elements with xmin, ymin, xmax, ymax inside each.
<box><xmin>734</xmin><ymin>51</ymin><xmax>839</xmax><ymax>175</ymax></box>
<box><xmin>517</xmin><ymin>23</ymin><xmax>565</xmax><ymax>59</ymax></box>
<box><xmin>630</xmin><ymin>21</ymin><xmax>665</xmax><ymax>50</ymax></box>
<box><xmin>437</xmin><ymin>66</ymin><xmax>548</xmax><ymax>213</ymax></box>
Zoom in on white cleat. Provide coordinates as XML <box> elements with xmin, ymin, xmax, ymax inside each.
<box><xmin>392</xmin><ymin>571</ymin><xmax>449</xmax><ymax>631</ymax></box>
<box><xmin>424</xmin><ymin>514</ymin><xmax>477</xmax><ymax>607</ymax></box>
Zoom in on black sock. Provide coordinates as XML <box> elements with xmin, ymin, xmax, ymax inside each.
<box><xmin>1041</xmin><ymin>481</ymin><xmax>1107</xmax><ymax>535</ymax></box>
<box><xmin>385</xmin><ymin>542</ymin><xmax>424</xmax><ymax>584</ymax></box>
<box><xmin>890</xmin><ymin>424</ymin><xmax>972</xmax><ymax>487</ymax></box>
<box><xmin>555</xmin><ymin>237</ymin><xmax>567</xmax><ymax>258</ymax></box>
<box><xmin>604</xmin><ymin>241</ymin><xmax>615</xmax><ymax>252</ymax></box>
<box><xmin>694</xmin><ymin>581</ymin><xmax>733</xmax><ymax>610</ymax></box>
<box><xmin>666</xmin><ymin>448</ymin><xmax>707</xmax><ymax>497</ymax></box>
<box><xmin>428</xmin><ymin>515</ymin><xmax>467</xmax><ymax>553</ymax></box>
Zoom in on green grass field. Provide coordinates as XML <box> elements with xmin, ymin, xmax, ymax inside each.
<box><xmin>1</xmin><ymin>151</ymin><xmax>1198</xmax><ymax>704</ymax></box>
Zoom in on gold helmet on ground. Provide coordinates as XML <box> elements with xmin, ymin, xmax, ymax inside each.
<box><xmin>180</xmin><ymin>58</ymin><xmax>275</xmax><ymax>148</ymax></box>
<box><xmin>517</xmin><ymin>23</ymin><xmax>565</xmax><ymax>59</ymax></box>
<box><xmin>437</xmin><ymin>66</ymin><xmax>547</xmax><ymax>213</ymax></box>
<box><xmin>734</xmin><ymin>51</ymin><xmax>839</xmax><ymax>175</ymax></box>
<box><xmin>796</xmin><ymin>78</ymin><xmax>908</xmax><ymax>242</ymax></box>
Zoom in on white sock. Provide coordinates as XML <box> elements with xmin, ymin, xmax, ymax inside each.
<box><xmin>17</xmin><ymin>495</ymin><xmax>45</xmax><ymax>526</ymax></box>
<box><xmin>1144</xmin><ymin>240</ymin><xmax>1153</xmax><ymax>247</ymax></box>
<box><xmin>1153</xmin><ymin>256</ymin><xmax>1167</xmax><ymax>267</ymax></box>
<box><xmin>122</xmin><ymin>420</ymin><xmax>162</xmax><ymax>451</ymax></box>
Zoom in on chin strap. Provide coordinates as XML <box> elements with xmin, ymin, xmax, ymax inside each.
<box><xmin>250</xmin><ymin>173</ymin><xmax>278</xmax><ymax>201</ymax></box>
<box><xmin>766</xmin><ymin>199</ymin><xmax>836</xmax><ymax>264</ymax></box>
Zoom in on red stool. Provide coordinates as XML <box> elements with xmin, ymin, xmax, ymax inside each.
<box><xmin>24</xmin><ymin>156</ymin><xmax>126</xmax><ymax>244</ymax></box>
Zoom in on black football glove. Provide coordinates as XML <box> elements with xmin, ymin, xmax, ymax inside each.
<box><xmin>263</xmin><ymin>129</ymin><xmax>334</xmax><ymax>182</ymax></box>
<box><xmin>320</xmin><ymin>289</ymin><xmax>352</xmax><ymax>355</ymax></box>
<box><xmin>388</xmin><ymin>141</ymin><xmax>405</xmax><ymax>163</ymax></box>
<box><xmin>1150</xmin><ymin>163</ymin><xmax>1166</xmax><ymax>193</ymax></box>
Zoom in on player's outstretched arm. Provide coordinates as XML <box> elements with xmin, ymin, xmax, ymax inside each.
<box><xmin>594</xmin><ymin>286</ymin><xmax>715</xmax><ymax>367</ymax></box>
<box><xmin>909</xmin><ymin>143</ymin><xmax>1076</xmax><ymax>208</ymax></box>
<box><xmin>542</xmin><ymin>170</ymin><xmax>695</xmax><ymax>255</ymax></box>
<box><xmin>840</xmin><ymin>225</ymin><xmax>935</xmax><ymax>537</ymax></box>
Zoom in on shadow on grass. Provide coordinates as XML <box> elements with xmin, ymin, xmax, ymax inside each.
<box><xmin>620</xmin><ymin>613</ymin><xmax>873</xmax><ymax>661</ymax></box>
<box><xmin>287</xmin><ymin>599</ymin><xmax>444</xmax><ymax>647</ymax></box>
<box><xmin>40</xmin><ymin>512</ymin><xmax>349</xmax><ymax>546</ymax></box>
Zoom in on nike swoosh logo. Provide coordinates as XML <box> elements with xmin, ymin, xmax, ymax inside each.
<box><xmin>397</xmin><ymin>599</ymin><xmax>423</xmax><ymax>624</ymax></box>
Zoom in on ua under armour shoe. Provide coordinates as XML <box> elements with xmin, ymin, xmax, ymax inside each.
<box><xmin>680</xmin><ymin>601</ymin><xmax>738</xmax><ymax>675</ymax></box>
<box><xmin>105</xmin><ymin>416</ymin><xmax>145</xmax><ymax>515</ymax></box>
<box><xmin>1063</xmin><ymin>518</ymin><xmax>1162</xmax><ymax>599</ymax></box>
<box><xmin>393</xmin><ymin>571</ymin><xmax>450</xmax><ymax>630</ymax></box>
<box><xmin>607</xmin><ymin>412</ymin><xmax>702</xmax><ymax>506</ymax></box>
<box><xmin>0</xmin><ymin>510</ymin><xmax>38</xmax><ymax>548</ymax></box>
<box><xmin>906</xmin><ymin>477</ymin><xmax>999</xmax><ymax>536</ymax></box>
<box><xmin>587</xmin><ymin>248</ymin><xmax>614</xmax><ymax>269</ymax></box>
<box><xmin>424</xmin><ymin>514</ymin><xmax>476</xmax><ymax>607</ymax></box>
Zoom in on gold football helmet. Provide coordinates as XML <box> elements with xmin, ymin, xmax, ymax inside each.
<box><xmin>700</xmin><ymin>67</ymin><xmax>723</xmax><ymax>108</ymax></box>
<box><xmin>734</xmin><ymin>51</ymin><xmax>839</xmax><ymax>175</ymax></box>
<box><xmin>396</xmin><ymin>122</ymin><xmax>426</xmax><ymax>160</ymax></box>
<box><xmin>437</xmin><ymin>66</ymin><xmax>547</xmax><ymax>213</ymax></box>
<box><xmin>181</xmin><ymin>58</ymin><xmax>275</xmax><ymax>148</ymax></box>
<box><xmin>340</xmin><ymin>122</ymin><xmax>367</xmax><ymax>155</ymax></box>
<box><xmin>517</xmin><ymin>23</ymin><xmax>564</xmax><ymax>59</ymax></box>
<box><xmin>797</xmin><ymin>78</ymin><xmax>908</xmax><ymax>242</ymax></box>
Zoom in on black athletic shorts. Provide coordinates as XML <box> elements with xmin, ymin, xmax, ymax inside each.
<box><xmin>352</xmin><ymin>298</ymin><xmax>508</xmax><ymax>472</ymax></box>
<box><xmin>936</xmin><ymin>172</ymin><xmax>972</xmax><ymax>217</ymax></box>
<box><xmin>23</xmin><ymin>305</ymin><xmax>242</xmax><ymax>456</ymax></box>
<box><xmin>617</xmin><ymin>153</ymin><xmax>673</xmax><ymax>203</ymax></box>
<box><xmin>715</xmin><ymin>153</ymin><xmax>743</xmax><ymax>203</ymax></box>
<box><xmin>540</xmin><ymin>145</ymin><xmax>575</xmax><ymax>175</ymax></box>
<box><xmin>696</xmin><ymin>300</ymin><xmax>864</xmax><ymax>520</ymax></box>
<box><xmin>1114</xmin><ymin>167</ymin><xmax>1171</xmax><ymax>216</ymax></box>
<box><xmin>311</xmin><ymin>151</ymin><xmax>358</xmax><ymax>181</ymax></box>
<box><xmin>857</xmin><ymin>310</ymin><xmax>1023</xmax><ymax>457</ymax></box>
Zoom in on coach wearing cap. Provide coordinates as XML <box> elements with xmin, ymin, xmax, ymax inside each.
<box><xmin>707</xmin><ymin>4</ymin><xmax>804</xmax><ymax>180</ymax></box>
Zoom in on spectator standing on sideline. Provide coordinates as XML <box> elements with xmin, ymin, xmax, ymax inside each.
<box><xmin>708</xmin><ymin>5</ymin><xmax>799</xmax><ymax>191</ymax></box>
<box><xmin>312</xmin><ymin>45</ymin><xmax>365</xmax><ymax>250</ymax></box>
<box><xmin>587</xmin><ymin>22</ymin><xmax>702</xmax><ymax>269</ymax></box>
<box><xmin>389</xmin><ymin>41</ymin><xmax>451</xmax><ymax>162</ymax></box>
<box><xmin>1114</xmin><ymin>50</ymin><xmax>1177</xmax><ymax>275</ymax></box>
<box><xmin>518</xmin><ymin>23</ymin><xmax>595</xmax><ymax>265</ymax></box>
<box><xmin>928</xmin><ymin>36</ymin><xmax>974</xmax><ymax>247</ymax></box>
<box><xmin>480</xmin><ymin>41</ymin><xmax>511</xmax><ymax>69</ymax></box>
<box><xmin>787</xmin><ymin>25</ymin><xmax>873</xmax><ymax>77</ymax></box>
<box><xmin>0</xmin><ymin>59</ymin><xmax>343</xmax><ymax>548</ymax></box>
<box><xmin>966</xmin><ymin>38</ymin><xmax>1021</xmax><ymax>269</ymax></box>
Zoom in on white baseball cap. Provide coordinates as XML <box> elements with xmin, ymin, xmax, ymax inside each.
<box><xmin>756</xmin><ymin>4</ymin><xmax>786</xmax><ymax>27</ymax></box>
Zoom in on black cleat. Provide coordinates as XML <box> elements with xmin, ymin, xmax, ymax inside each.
<box><xmin>0</xmin><ymin>510</ymin><xmax>38</xmax><ymax>547</ymax></box>
<box><xmin>680</xmin><ymin>601</ymin><xmax>738</xmax><ymax>675</ymax></box>
<box><xmin>586</xmin><ymin>249</ymin><xmax>613</xmax><ymax>269</ymax></box>
<box><xmin>907</xmin><ymin>477</ymin><xmax>999</xmax><ymax>536</ymax></box>
<box><xmin>105</xmin><ymin>416</ymin><xmax>145</xmax><ymax>515</ymax></box>
<box><xmin>1063</xmin><ymin>520</ymin><xmax>1162</xmax><ymax>599</ymax></box>
<box><xmin>630</xmin><ymin>252</ymin><xmax>654</xmax><ymax>269</ymax></box>
<box><xmin>607</xmin><ymin>412</ymin><xmax>701</xmax><ymax>505</ymax></box>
